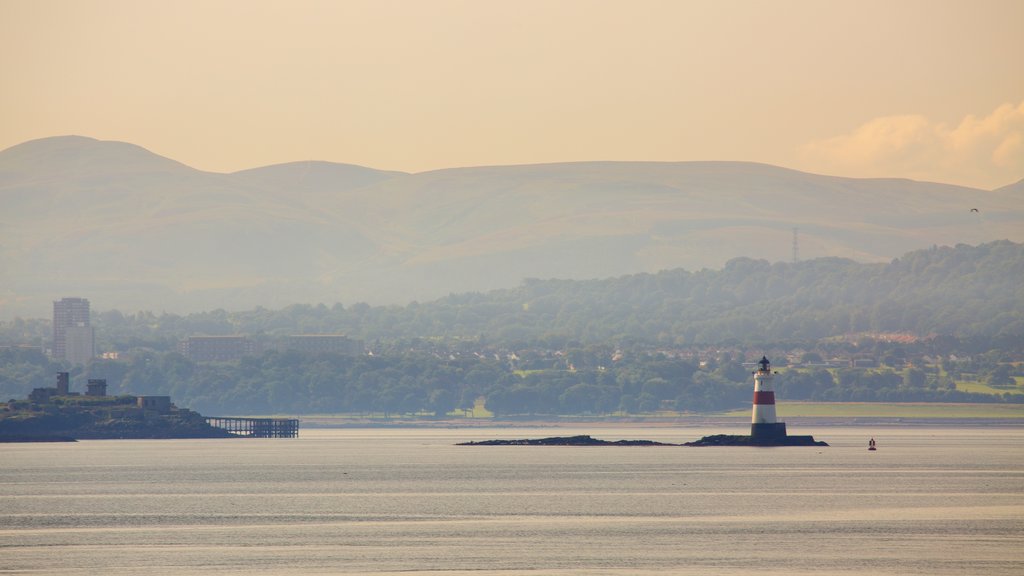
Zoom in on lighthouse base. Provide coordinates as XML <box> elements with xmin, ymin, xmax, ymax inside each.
<box><xmin>684</xmin><ymin>433</ymin><xmax>828</xmax><ymax>447</ymax></box>
<box><xmin>684</xmin><ymin>422</ymin><xmax>827</xmax><ymax>447</ymax></box>
<box><xmin>751</xmin><ymin>422</ymin><xmax>788</xmax><ymax>440</ymax></box>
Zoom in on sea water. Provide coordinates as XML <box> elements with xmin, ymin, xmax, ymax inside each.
<box><xmin>1</xmin><ymin>426</ymin><xmax>1022</xmax><ymax>575</ymax></box>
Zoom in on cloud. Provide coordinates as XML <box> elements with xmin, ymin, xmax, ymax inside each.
<box><xmin>802</xmin><ymin>101</ymin><xmax>1024</xmax><ymax>189</ymax></box>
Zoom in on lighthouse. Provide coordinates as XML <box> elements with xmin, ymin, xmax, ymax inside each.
<box><xmin>685</xmin><ymin>356</ymin><xmax>826</xmax><ymax>446</ymax></box>
<box><xmin>750</xmin><ymin>356</ymin><xmax>787</xmax><ymax>440</ymax></box>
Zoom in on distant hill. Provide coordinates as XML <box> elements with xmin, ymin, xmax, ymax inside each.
<box><xmin>994</xmin><ymin>178</ymin><xmax>1024</xmax><ymax>194</ymax></box>
<box><xmin>86</xmin><ymin>240</ymin><xmax>1018</xmax><ymax>346</ymax></box>
<box><xmin>1</xmin><ymin>135</ymin><xmax>1021</xmax><ymax>319</ymax></box>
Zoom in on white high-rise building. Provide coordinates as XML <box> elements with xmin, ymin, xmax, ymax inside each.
<box><xmin>64</xmin><ymin>324</ymin><xmax>96</xmax><ymax>366</ymax></box>
<box><xmin>53</xmin><ymin>297</ymin><xmax>92</xmax><ymax>364</ymax></box>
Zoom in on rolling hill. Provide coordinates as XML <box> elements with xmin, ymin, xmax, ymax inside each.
<box><xmin>1</xmin><ymin>135</ymin><xmax>1021</xmax><ymax>318</ymax></box>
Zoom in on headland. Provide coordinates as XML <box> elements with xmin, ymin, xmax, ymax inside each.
<box><xmin>0</xmin><ymin>395</ymin><xmax>237</xmax><ymax>441</ymax></box>
<box><xmin>1</xmin><ymin>373</ymin><xmax>235</xmax><ymax>441</ymax></box>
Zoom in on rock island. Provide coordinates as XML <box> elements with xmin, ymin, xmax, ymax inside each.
<box><xmin>1</xmin><ymin>372</ymin><xmax>236</xmax><ymax>441</ymax></box>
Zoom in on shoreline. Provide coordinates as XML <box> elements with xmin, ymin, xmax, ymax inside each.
<box><xmin>297</xmin><ymin>416</ymin><xmax>1024</xmax><ymax>429</ymax></box>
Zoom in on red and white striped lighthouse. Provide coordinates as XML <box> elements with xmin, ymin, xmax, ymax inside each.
<box><xmin>750</xmin><ymin>356</ymin><xmax>787</xmax><ymax>440</ymax></box>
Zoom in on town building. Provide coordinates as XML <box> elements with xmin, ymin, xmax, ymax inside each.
<box><xmin>52</xmin><ymin>297</ymin><xmax>92</xmax><ymax>364</ymax></box>
<box><xmin>64</xmin><ymin>325</ymin><xmax>96</xmax><ymax>366</ymax></box>
<box><xmin>86</xmin><ymin>379</ymin><xmax>108</xmax><ymax>397</ymax></box>
<box><xmin>137</xmin><ymin>396</ymin><xmax>172</xmax><ymax>413</ymax></box>
<box><xmin>284</xmin><ymin>334</ymin><xmax>364</xmax><ymax>355</ymax></box>
<box><xmin>29</xmin><ymin>371</ymin><xmax>77</xmax><ymax>403</ymax></box>
<box><xmin>56</xmin><ymin>372</ymin><xmax>70</xmax><ymax>395</ymax></box>
<box><xmin>178</xmin><ymin>336</ymin><xmax>257</xmax><ymax>362</ymax></box>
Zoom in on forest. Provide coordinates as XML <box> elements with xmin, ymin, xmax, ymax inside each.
<box><xmin>1</xmin><ymin>241</ymin><xmax>1022</xmax><ymax>416</ymax></box>
<box><xmin>1</xmin><ymin>341</ymin><xmax>1019</xmax><ymax>417</ymax></box>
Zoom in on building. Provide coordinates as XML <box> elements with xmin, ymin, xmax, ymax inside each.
<box><xmin>56</xmin><ymin>372</ymin><xmax>70</xmax><ymax>395</ymax></box>
<box><xmin>64</xmin><ymin>325</ymin><xmax>96</xmax><ymax>366</ymax></box>
<box><xmin>52</xmin><ymin>297</ymin><xmax>91</xmax><ymax>363</ymax></box>
<box><xmin>29</xmin><ymin>387</ymin><xmax>57</xmax><ymax>403</ymax></box>
<box><xmin>284</xmin><ymin>334</ymin><xmax>364</xmax><ymax>355</ymax></box>
<box><xmin>29</xmin><ymin>372</ymin><xmax>78</xmax><ymax>402</ymax></box>
<box><xmin>137</xmin><ymin>396</ymin><xmax>172</xmax><ymax>413</ymax></box>
<box><xmin>86</xmin><ymin>379</ymin><xmax>108</xmax><ymax>397</ymax></box>
<box><xmin>179</xmin><ymin>336</ymin><xmax>257</xmax><ymax>362</ymax></box>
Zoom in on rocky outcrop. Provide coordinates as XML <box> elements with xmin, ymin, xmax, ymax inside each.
<box><xmin>458</xmin><ymin>434</ymin><xmax>677</xmax><ymax>446</ymax></box>
<box><xmin>684</xmin><ymin>434</ymin><xmax>828</xmax><ymax>447</ymax></box>
<box><xmin>0</xmin><ymin>399</ymin><xmax>235</xmax><ymax>441</ymax></box>
<box><xmin>457</xmin><ymin>433</ymin><xmax>828</xmax><ymax>447</ymax></box>
<box><xmin>0</xmin><ymin>434</ymin><xmax>77</xmax><ymax>443</ymax></box>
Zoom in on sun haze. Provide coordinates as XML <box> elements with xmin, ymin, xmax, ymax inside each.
<box><xmin>1</xmin><ymin>0</ymin><xmax>1021</xmax><ymax>189</ymax></box>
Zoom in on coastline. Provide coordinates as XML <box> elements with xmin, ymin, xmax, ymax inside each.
<box><xmin>0</xmin><ymin>435</ymin><xmax>77</xmax><ymax>443</ymax></box>
<box><xmin>298</xmin><ymin>415</ymin><xmax>1024</xmax><ymax>429</ymax></box>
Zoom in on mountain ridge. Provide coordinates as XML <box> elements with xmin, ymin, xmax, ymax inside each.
<box><xmin>4</xmin><ymin>136</ymin><xmax>1005</xmax><ymax>190</ymax></box>
<box><xmin>1</xmin><ymin>135</ymin><xmax>1021</xmax><ymax>319</ymax></box>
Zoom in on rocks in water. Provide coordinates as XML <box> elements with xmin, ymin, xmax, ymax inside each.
<box><xmin>684</xmin><ymin>434</ymin><xmax>828</xmax><ymax>447</ymax></box>
<box><xmin>458</xmin><ymin>434</ymin><xmax>677</xmax><ymax>446</ymax></box>
<box><xmin>0</xmin><ymin>435</ymin><xmax>77</xmax><ymax>443</ymax></box>
<box><xmin>458</xmin><ymin>433</ymin><xmax>828</xmax><ymax>447</ymax></box>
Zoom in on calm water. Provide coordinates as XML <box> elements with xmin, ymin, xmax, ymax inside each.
<box><xmin>2</xmin><ymin>426</ymin><xmax>1022</xmax><ymax>575</ymax></box>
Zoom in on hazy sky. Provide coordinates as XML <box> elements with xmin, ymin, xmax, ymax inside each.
<box><xmin>2</xmin><ymin>0</ymin><xmax>1022</xmax><ymax>189</ymax></box>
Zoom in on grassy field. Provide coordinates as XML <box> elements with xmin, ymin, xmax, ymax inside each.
<box><xmin>956</xmin><ymin>379</ymin><xmax>1024</xmax><ymax>395</ymax></box>
<box><xmin>720</xmin><ymin>402</ymin><xmax>1024</xmax><ymax>419</ymax></box>
<box><xmin>297</xmin><ymin>398</ymin><xmax>496</xmax><ymax>423</ymax></box>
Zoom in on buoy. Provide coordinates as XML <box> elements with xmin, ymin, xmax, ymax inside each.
<box><xmin>868</xmin><ymin>438</ymin><xmax>876</xmax><ymax>451</ymax></box>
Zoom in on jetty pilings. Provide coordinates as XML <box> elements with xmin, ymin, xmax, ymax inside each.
<box><xmin>205</xmin><ymin>416</ymin><xmax>299</xmax><ymax>438</ymax></box>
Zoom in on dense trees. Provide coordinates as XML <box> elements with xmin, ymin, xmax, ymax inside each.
<box><xmin>0</xmin><ymin>347</ymin><xmax>65</xmax><ymax>401</ymax></box>
<box><xmin>5</xmin><ymin>242</ymin><xmax>1020</xmax><ymax>354</ymax></box>
<box><xmin>1</xmin><ymin>241</ymin><xmax>1021</xmax><ymax>415</ymax></box>
<box><xmin>2</xmin><ymin>343</ymin><xmax>1019</xmax><ymax>416</ymax></box>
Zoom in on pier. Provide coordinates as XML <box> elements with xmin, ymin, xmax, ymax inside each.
<box><xmin>205</xmin><ymin>416</ymin><xmax>299</xmax><ymax>438</ymax></box>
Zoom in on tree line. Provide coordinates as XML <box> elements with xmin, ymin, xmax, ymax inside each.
<box><xmin>2</xmin><ymin>343</ymin><xmax>1018</xmax><ymax>416</ymax></box>
<box><xmin>2</xmin><ymin>241</ymin><xmax>1021</xmax><ymax>351</ymax></box>
<box><xmin>1</xmin><ymin>241</ymin><xmax>1021</xmax><ymax>415</ymax></box>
